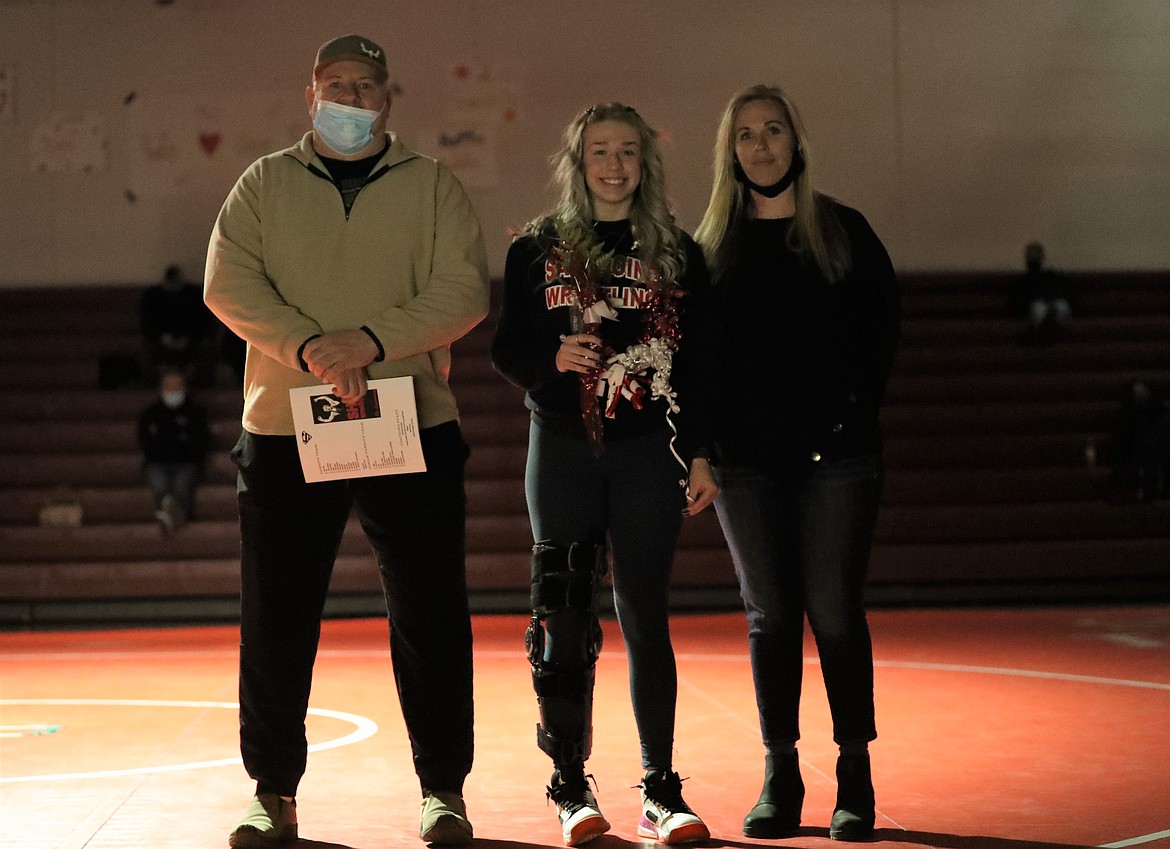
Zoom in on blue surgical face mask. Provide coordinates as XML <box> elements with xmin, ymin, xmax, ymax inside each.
<box><xmin>161</xmin><ymin>390</ymin><xmax>186</xmax><ymax>409</ymax></box>
<box><xmin>312</xmin><ymin>99</ymin><xmax>380</xmax><ymax>155</ymax></box>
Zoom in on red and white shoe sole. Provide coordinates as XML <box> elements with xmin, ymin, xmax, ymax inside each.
<box><xmin>565</xmin><ymin>814</ymin><xmax>611</xmax><ymax>846</ymax></box>
<box><xmin>638</xmin><ymin>818</ymin><xmax>710</xmax><ymax>844</ymax></box>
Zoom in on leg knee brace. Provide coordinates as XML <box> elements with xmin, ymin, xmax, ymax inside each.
<box><xmin>526</xmin><ymin>540</ymin><xmax>606</xmax><ymax>765</ymax></box>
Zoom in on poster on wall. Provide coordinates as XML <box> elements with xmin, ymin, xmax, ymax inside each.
<box><xmin>431</xmin><ymin>121</ymin><xmax>499</xmax><ymax>190</ymax></box>
<box><xmin>0</xmin><ymin>66</ymin><xmax>14</xmax><ymax>124</ymax></box>
<box><xmin>426</xmin><ymin>63</ymin><xmax>518</xmax><ymax>191</ymax></box>
<box><xmin>29</xmin><ymin>111</ymin><xmax>108</xmax><ymax>174</ymax></box>
<box><xmin>125</xmin><ymin>92</ymin><xmax>303</xmax><ymax>199</ymax></box>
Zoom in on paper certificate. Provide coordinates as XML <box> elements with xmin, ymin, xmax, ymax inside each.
<box><xmin>290</xmin><ymin>377</ymin><xmax>427</xmax><ymax>483</ymax></box>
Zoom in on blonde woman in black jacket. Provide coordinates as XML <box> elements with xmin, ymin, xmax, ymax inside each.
<box><xmin>696</xmin><ymin>83</ymin><xmax>900</xmax><ymax>842</ymax></box>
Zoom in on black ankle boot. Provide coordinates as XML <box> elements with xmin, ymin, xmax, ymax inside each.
<box><xmin>743</xmin><ymin>750</ymin><xmax>804</xmax><ymax>837</ymax></box>
<box><xmin>829</xmin><ymin>752</ymin><xmax>875</xmax><ymax>841</ymax></box>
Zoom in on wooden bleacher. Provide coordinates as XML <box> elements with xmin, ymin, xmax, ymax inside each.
<box><xmin>1</xmin><ymin>272</ymin><xmax>1169</xmax><ymax>627</ymax></box>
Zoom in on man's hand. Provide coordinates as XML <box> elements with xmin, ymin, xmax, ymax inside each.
<box><xmin>328</xmin><ymin>367</ymin><xmax>369</xmax><ymax>404</ymax></box>
<box><xmin>303</xmin><ymin>329</ymin><xmax>378</xmax><ymax>386</ymax></box>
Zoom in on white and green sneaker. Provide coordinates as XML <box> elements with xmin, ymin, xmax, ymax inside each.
<box><xmin>228</xmin><ymin>794</ymin><xmax>297</xmax><ymax>848</ymax></box>
<box><xmin>420</xmin><ymin>790</ymin><xmax>473</xmax><ymax>845</ymax></box>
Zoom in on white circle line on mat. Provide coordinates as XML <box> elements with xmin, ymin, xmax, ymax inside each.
<box><xmin>0</xmin><ymin>699</ymin><xmax>377</xmax><ymax>783</ymax></box>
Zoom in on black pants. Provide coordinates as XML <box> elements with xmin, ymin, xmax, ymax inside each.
<box><xmin>231</xmin><ymin>423</ymin><xmax>474</xmax><ymax>796</ymax></box>
<box><xmin>525</xmin><ymin>420</ymin><xmax>687</xmax><ymax>770</ymax></box>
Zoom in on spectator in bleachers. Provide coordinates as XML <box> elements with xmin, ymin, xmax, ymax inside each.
<box><xmin>140</xmin><ymin>264</ymin><xmax>214</xmax><ymax>380</ymax></box>
<box><xmin>137</xmin><ymin>369</ymin><xmax>208</xmax><ymax>534</ymax></box>
<box><xmin>1010</xmin><ymin>241</ymin><xmax>1075</xmax><ymax>344</ymax></box>
<box><xmin>1112</xmin><ymin>381</ymin><xmax>1170</xmax><ymax>502</ymax></box>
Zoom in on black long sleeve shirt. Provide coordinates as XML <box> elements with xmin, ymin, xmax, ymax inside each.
<box><xmin>712</xmin><ymin>200</ymin><xmax>900</xmax><ymax>472</ymax></box>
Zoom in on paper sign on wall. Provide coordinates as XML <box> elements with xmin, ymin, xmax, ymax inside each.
<box><xmin>0</xmin><ymin>66</ymin><xmax>14</xmax><ymax>124</ymax></box>
<box><xmin>290</xmin><ymin>377</ymin><xmax>427</xmax><ymax>483</ymax></box>
<box><xmin>30</xmin><ymin>110</ymin><xmax>108</xmax><ymax>174</ymax></box>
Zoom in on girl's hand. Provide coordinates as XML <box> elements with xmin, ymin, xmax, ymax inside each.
<box><xmin>556</xmin><ymin>333</ymin><xmax>603</xmax><ymax>374</ymax></box>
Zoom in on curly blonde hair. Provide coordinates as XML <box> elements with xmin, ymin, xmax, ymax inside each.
<box><xmin>527</xmin><ymin>102</ymin><xmax>686</xmax><ymax>284</ymax></box>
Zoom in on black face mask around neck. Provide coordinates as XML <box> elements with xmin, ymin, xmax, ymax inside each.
<box><xmin>734</xmin><ymin>148</ymin><xmax>805</xmax><ymax>198</ymax></box>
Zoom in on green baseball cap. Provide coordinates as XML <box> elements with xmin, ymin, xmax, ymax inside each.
<box><xmin>313</xmin><ymin>34</ymin><xmax>388</xmax><ymax>81</ymax></box>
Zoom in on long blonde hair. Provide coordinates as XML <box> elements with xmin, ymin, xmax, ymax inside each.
<box><xmin>527</xmin><ymin>102</ymin><xmax>686</xmax><ymax>283</ymax></box>
<box><xmin>695</xmin><ymin>83</ymin><xmax>849</xmax><ymax>284</ymax></box>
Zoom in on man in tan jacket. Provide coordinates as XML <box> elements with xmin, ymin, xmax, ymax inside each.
<box><xmin>205</xmin><ymin>33</ymin><xmax>489</xmax><ymax>848</ymax></box>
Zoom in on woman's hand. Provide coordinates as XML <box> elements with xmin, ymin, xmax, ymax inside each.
<box><xmin>556</xmin><ymin>333</ymin><xmax>603</xmax><ymax>374</ymax></box>
<box><xmin>683</xmin><ymin>457</ymin><xmax>719</xmax><ymax>516</ymax></box>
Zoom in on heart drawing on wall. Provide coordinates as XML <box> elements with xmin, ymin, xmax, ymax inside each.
<box><xmin>198</xmin><ymin>132</ymin><xmax>221</xmax><ymax>155</ymax></box>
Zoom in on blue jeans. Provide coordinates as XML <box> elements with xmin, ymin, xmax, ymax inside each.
<box><xmin>714</xmin><ymin>455</ymin><xmax>881</xmax><ymax>748</ymax></box>
<box><xmin>144</xmin><ymin>461</ymin><xmax>199</xmax><ymax>517</ymax></box>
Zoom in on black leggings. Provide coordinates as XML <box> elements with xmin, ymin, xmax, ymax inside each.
<box><xmin>525</xmin><ymin>419</ymin><xmax>687</xmax><ymax>770</ymax></box>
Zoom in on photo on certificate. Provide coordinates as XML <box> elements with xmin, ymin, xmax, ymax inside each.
<box><xmin>290</xmin><ymin>376</ymin><xmax>427</xmax><ymax>483</ymax></box>
<box><xmin>309</xmin><ymin>390</ymin><xmax>381</xmax><ymax>425</ymax></box>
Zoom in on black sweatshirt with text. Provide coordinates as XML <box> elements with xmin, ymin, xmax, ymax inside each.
<box><xmin>491</xmin><ymin>219</ymin><xmax>717</xmax><ymax>464</ymax></box>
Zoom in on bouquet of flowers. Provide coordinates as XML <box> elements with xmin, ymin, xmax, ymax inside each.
<box><xmin>548</xmin><ymin>219</ymin><xmax>685</xmax><ymax>470</ymax></box>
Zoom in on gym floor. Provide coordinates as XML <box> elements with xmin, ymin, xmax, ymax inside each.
<box><xmin>2</xmin><ymin>605</ymin><xmax>1168</xmax><ymax>849</ymax></box>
